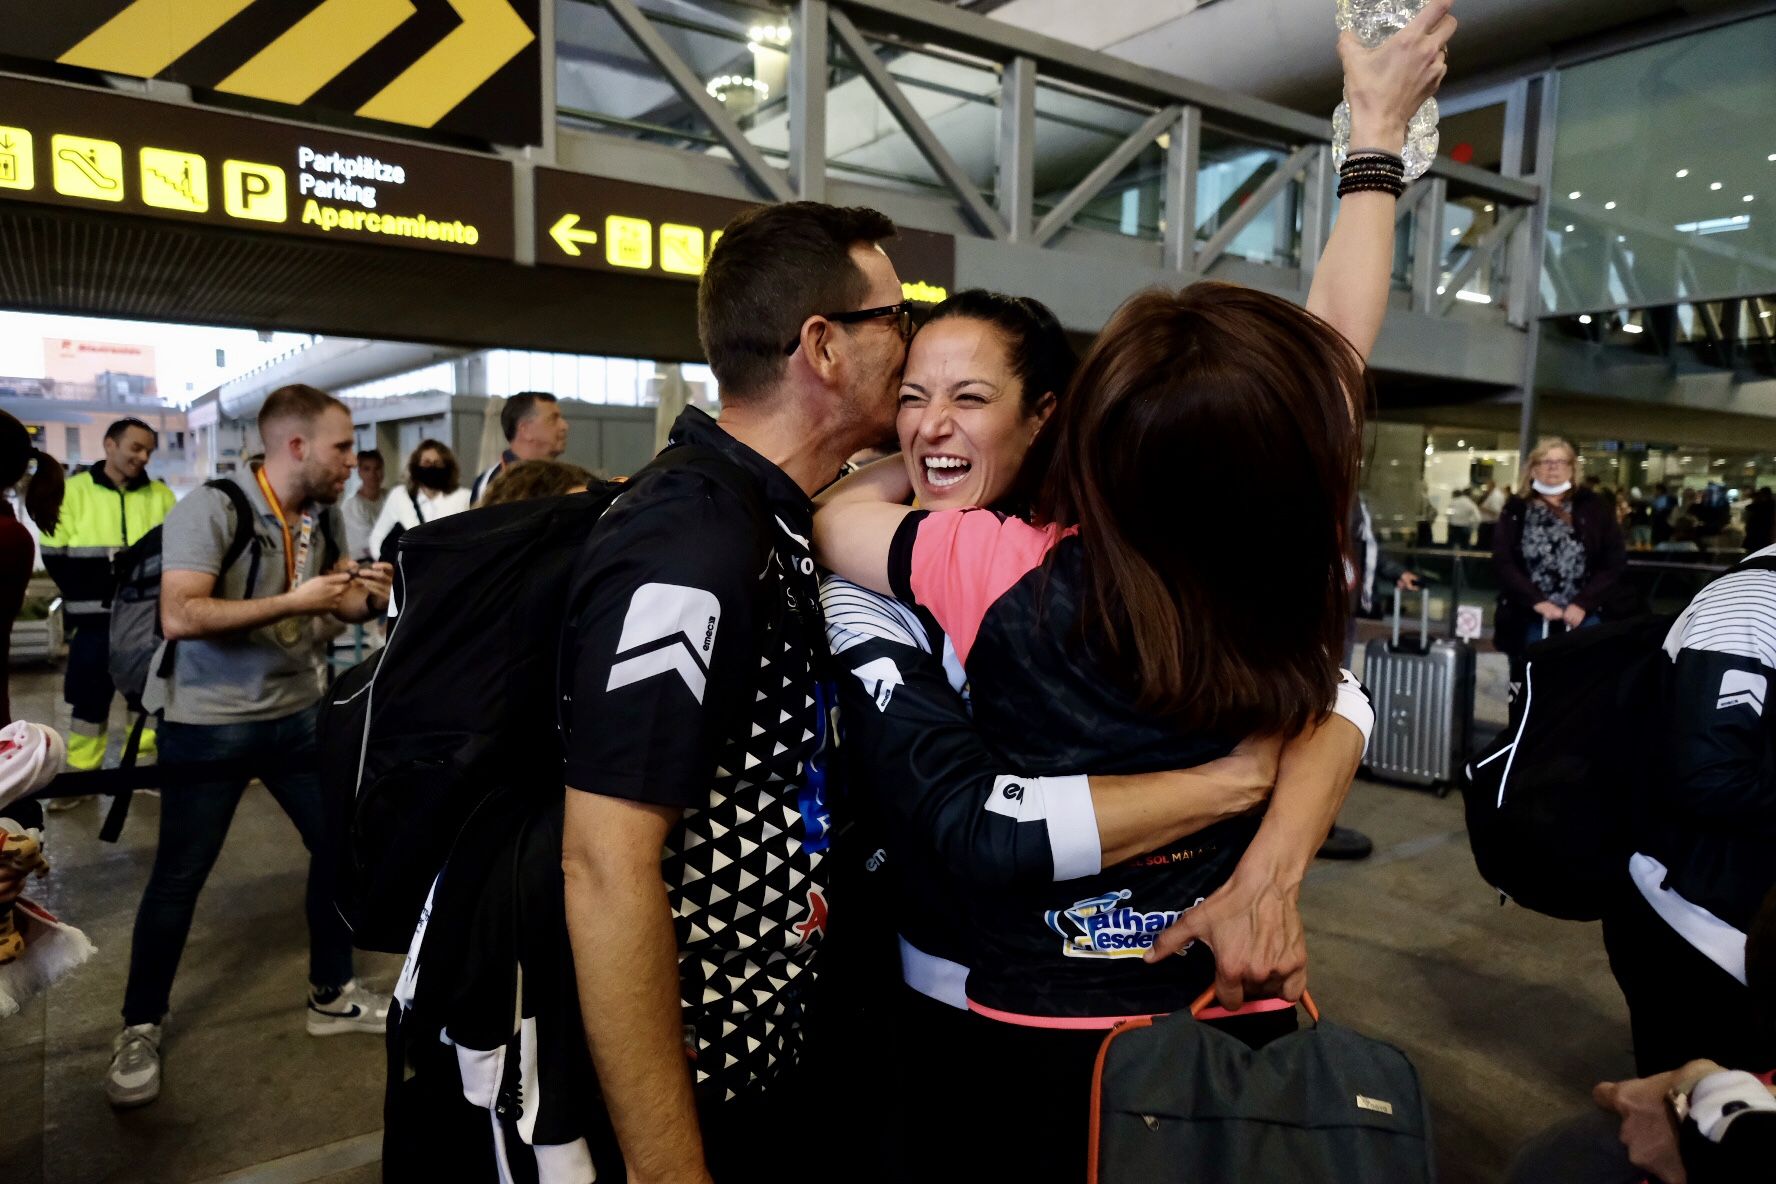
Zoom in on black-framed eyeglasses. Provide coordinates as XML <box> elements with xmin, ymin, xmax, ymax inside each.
<box><xmin>784</xmin><ymin>302</ymin><xmax>915</xmax><ymax>355</ymax></box>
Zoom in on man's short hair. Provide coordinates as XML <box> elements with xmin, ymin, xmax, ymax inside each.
<box><xmin>357</xmin><ymin>448</ymin><xmax>384</xmax><ymax>466</ymax></box>
<box><xmin>259</xmin><ymin>384</ymin><xmax>347</xmax><ymax>440</ymax></box>
<box><xmin>501</xmin><ymin>391</ymin><xmax>558</xmax><ymax>443</ymax></box>
<box><xmin>105</xmin><ymin>417</ymin><xmax>157</xmax><ymax>445</ymax></box>
<box><xmin>697</xmin><ymin>202</ymin><xmax>896</xmax><ymax>401</ymax></box>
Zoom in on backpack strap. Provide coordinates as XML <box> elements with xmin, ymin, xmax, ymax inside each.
<box><xmin>1732</xmin><ymin>555</ymin><xmax>1776</xmax><ymax>576</ymax></box>
<box><xmin>642</xmin><ymin>444</ymin><xmax>772</xmax><ymax>560</ymax></box>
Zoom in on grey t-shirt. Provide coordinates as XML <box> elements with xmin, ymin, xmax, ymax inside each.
<box><xmin>144</xmin><ymin>470</ymin><xmax>346</xmax><ymax>725</ymax></box>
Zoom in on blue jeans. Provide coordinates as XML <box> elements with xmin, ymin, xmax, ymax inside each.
<box><xmin>121</xmin><ymin>704</ymin><xmax>354</xmax><ymax>1025</ymax></box>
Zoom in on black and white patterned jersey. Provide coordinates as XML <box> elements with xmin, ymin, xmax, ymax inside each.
<box><xmin>1642</xmin><ymin>547</ymin><xmax>1776</xmax><ymax>966</ymax></box>
<box><xmin>562</xmin><ymin>407</ymin><xmax>831</xmax><ymax>1101</ymax></box>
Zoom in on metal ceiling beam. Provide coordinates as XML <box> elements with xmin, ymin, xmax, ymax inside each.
<box><xmin>790</xmin><ymin>0</ymin><xmax>828</xmax><ymax>200</ymax></box>
<box><xmin>1438</xmin><ymin>206</ymin><xmax>1527</xmax><ymax>315</ymax></box>
<box><xmin>600</xmin><ymin>0</ymin><xmax>793</xmax><ymax>203</ymax></box>
<box><xmin>1031</xmin><ymin>104</ymin><xmax>1178</xmax><ymax>248</ymax></box>
<box><xmin>1163</xmin><ymin>105</ymin><xmax>1200</xmax><ymax>272</ymax></box>
<box><xmin>1195</xmin><ymin>143</ymin><xmax>1317</xmax><ymax>273</ymax></box>
<box><xmin>997</xmin><ymin>55</ymin><xmax>1036</xmax><ymax>242</ymax></box>
<box><xmin>828</xmin><ymin>7</ymin><xmax>1007</xmax><ymax>239</ymax></box>
<box><xmin>824</xmin><ymin>0</ymin><xmax>1539</xmax><ymax>205</ymax></box>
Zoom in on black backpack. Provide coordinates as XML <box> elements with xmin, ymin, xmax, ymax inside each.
<box><xmin>1462</xmin><ymin>554</ymin><xmax>1776</xmax><ymax>921</ymax></box>
<box><xmin>321</xmin><ymin>445</ymin><xmax>768</xmax><ymax>953</ymax></box>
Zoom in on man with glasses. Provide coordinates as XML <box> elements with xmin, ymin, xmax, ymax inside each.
<box><xmin>554</xmin><ymin>202</ymin><xmax>905</xmax><ymax>1182</ymax></box>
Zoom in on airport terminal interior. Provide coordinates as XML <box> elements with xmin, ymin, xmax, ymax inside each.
<box><xmin>3</xmin><ymin>1</ymin><xmax>1776</xmax><ymax>1181</ymax></box>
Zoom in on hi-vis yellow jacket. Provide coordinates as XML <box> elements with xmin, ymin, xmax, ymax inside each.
<box><xmin>40</xmin><ymin>464</ymin><xmax>176</xmax><ymax>617</ymax></box>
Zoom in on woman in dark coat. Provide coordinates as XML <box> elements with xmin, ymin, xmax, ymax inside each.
<box><xmin>1493</xmin><ymin>436</ymin><xmax>1627</xmax><ymax>671</ymax></box>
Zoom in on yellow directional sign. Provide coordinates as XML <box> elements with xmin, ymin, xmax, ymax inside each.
<box><xmin>51</xmin><ymin>135</ymin><xmax>125</xmax><ymax>202</ymax></box>
<box><xmin>222</xmin><ymin>159</ymin><xmax>287</xmax><ymax>223</ymax></box>
<box><xmin>35</xmin><ymin>0</ymin><xmax>541</xmax><ymax>145</ymax></box>
<box><xmin>548</xmin><ymin>213</ymin><xmax>599</xmax><ymax>257</ymax></box>
<box><xmin>0</xmin><ymin>128</ymin><xmax>34</xmax><ymax>191</ymax></box>
<box><xmin>356</xmin><ymin>0</ymin><xmax>535</xmax><ymax>129</ymax></box>
<box><xmin>139</xmin><ymin>147</ymin><xmax>209</xmax><ymax>213</ymax></box>
<box><xmin>58</xmin><ymin>0</ymin><xmax>256</xmax><ymax>79</ymax></box>
<box><xmin>604</xmin><ymin>215</ymin><xmax>653</xmax><ymax>270</ymax></box>
<box><xmin>217</xmin><ymin>0</ymin><xmax>416</xmax><ymax>107</ymax></box>
<box><xmin>659</xmin><ymin>223</ymin><xmax>707</xmax><ymax>276</ymax></box>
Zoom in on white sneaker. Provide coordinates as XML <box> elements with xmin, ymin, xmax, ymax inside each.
<box><xmin>106</xmin><ymin>1023</ymin><xmax>162</xmax><ymax>1108</ymax></box>
<box><xmin>306</xmin><ymin>979</ymin><xmax>389</xmax><ymax>1036</ymax></box>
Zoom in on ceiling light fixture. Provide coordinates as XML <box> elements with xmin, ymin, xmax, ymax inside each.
<box><xmin>1711</xmin><ymin>181</ymin><xmax>1724</xmax><ymax>190</ymax></box>
<box><xmin>1676</xmin><ymin>168</ymin><xmax>1690</xmax><ymax>178</ymax></box>
<box><xmin>1746</xmin><ymin>195</ymin><xmax>1757</xmax><ymax>202</ymax></box>
<box><xmin>1568</xmin><ymin>190</ymin><xmax>1582</xmax><ymax>199</ymax></box>
<box><xmin>1564</xmin><ymin>224</ymin><xmax>1576</xmax><ymax>232</ymax></box>
<box><xmin>1604</xmin><ymin>201</ymin><xmax>1617</xmax><ymax>210</ymax></box>
<box><xmin>1454</xmin><ymin>291</ymin><xmax>1492</xmax><ymax>304</ymax></box>
<box><xmin>705</xmin><ymin>74</ymin><xmax>770</xmax><ymax>101</ymax></box>
<box><xmin>1578</xmin><ymin>314</ymin><xmax>1593</xmax><ymax>324</ymax></box>
<box><xmin>1483</xmin><ymin>203</ymin><xmax>1494</xmax><ymax>212</ymax></box>
<box><xmin>1623</xmin><ymin>323</ymin><xmax>1644</xmax><ymax>334</ymax></box>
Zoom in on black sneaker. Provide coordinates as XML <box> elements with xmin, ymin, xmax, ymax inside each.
<box><xmin>1316</xmin><ymin>825</ymin><xmax>1374</xmax><ymax>861</ymax></box>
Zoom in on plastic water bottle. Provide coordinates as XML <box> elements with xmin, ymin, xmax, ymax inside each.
<box><xmin>1331</xmin><ymin>0</ymin><xmax>1439</xmax><ymax>181</ymax></box>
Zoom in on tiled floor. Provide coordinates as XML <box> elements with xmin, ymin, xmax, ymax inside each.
<box><xmin>2</xmin><ymin>657</ymin><xmax>1630</xmax><ymax>1184</ymax></box>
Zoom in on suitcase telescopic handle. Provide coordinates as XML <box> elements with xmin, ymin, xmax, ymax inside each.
<box><xmin>1391</xmin><ymin>585</ymin><xmax>1432</xmax><ymax>648</ymax></box>
<box><xmin>1190</xmin><ymin>985</ymin><xmax>1320</xmax><ymax>1025</ymax></box>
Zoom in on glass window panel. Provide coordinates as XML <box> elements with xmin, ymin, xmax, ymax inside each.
<box><xmin>1546</xmin><ymin>12</ymin><xmax>1776</xmax><ymax>313</ymax></box>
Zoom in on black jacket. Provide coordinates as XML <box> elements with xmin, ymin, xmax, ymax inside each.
<box><xmin>1646</xmin><ymin>561</ymin><xmax>1776</xmax><ymax>936</ymax></box>
<box><xmin>1492</xmin><ymin>489</ymin><xmax>1630</xmax><ymax>652</ymax></box>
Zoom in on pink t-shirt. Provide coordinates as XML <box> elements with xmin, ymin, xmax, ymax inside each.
<box><xmin>890</xmin><ymin>509</ymin><xmax>1072</xmax><ymax>668</ymax></box>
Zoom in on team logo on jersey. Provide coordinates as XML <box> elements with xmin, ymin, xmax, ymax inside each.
<box><xmin>849</xmin><ymin>655</ymin><xmax>905</xmax><ymax>712</ymax></box>
<box><xmin>1045</xmin><ymin>889</ymin><xmax>1199</xmax><ymax>959</ymax></box>
<box><xmin>793</xmin><ymin>888</ymin><xmax>829</xmax><ymax>944</ymax></box>
<box><xmin>1717</xmin><ymin>670</ymin><xmax>1767</xmax><ymax>715</ymax></box>
<box><xmin>606</xmin><ymin>583</ymin><xmax>720</xmax><ymax>703</ymax></box>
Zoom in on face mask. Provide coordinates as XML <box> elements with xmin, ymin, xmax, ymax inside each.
<box><xmin>1532</xmin><ymin>479</ymin><xmax>1572</xmax><ymax>497</ymax></box>
<box><xmin>414</xmin><ymin>465</ymin><xmax>450</xmax><ymax>491</ymax></box>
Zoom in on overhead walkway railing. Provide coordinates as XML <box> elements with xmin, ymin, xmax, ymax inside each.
<box><xmin>560</xmin><ymin>0</ymin><xmax>1541</xmax><ymax>325</ymax></box>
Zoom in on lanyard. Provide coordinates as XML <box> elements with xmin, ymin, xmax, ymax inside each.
<box><xmin>253</xmin><ymin>465</ymin><xmax>316</xmax><ymax>590</ymax></box>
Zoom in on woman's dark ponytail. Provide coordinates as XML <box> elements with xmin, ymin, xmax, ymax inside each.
<box><xmin>21</xmin><ymin>448</ymin><xmax>65</xmax><ymax>535</ymax></box>
<box><xmin>0</xmin><ymin>411</ymin><xmax>65</xmax><ymax>534</ymax></box>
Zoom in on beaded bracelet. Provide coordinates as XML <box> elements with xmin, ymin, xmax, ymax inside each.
<box><xmin>1344</xmin><ymin>147</ymin><xmax>1405</xmax><ymax>167</ymax></box>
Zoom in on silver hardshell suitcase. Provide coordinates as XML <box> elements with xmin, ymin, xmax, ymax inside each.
<box><xmin>1362</xmin><ymin>589</ymin><xmax>1474</xmax><ymax>794</ymax></box>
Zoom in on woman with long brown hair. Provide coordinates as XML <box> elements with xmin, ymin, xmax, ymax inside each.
<box><xmin>813</xmin><ymin>8</ymin><xmax>1454</xmax><ymax>1177</ymax></box>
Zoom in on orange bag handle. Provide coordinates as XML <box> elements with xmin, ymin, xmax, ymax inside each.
<box><xmin>1189</xmin><ymin>985</ymin><xmax>1320</xmax><ymax>1024</ymax></box>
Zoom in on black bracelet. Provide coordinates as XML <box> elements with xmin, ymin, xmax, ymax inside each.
<box><xmin>1344</xmin><ymin>148</ymin><xmax>1405</xmax><ymax>167</ymax></box>
<box><xmin>1337</xmin><ymin>177</ymin><xmax>1406</xmax><ymax>199</ymax></box>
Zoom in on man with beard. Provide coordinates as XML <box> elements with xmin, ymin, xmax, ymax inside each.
<box><xmin>105</xmin><ymin>384</ymin><xmax>394</xmax><ymax>1109</ymax></box>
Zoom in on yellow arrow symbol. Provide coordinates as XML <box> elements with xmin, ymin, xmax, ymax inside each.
<box><xmin>58</xmin><ymin>0</ymin><xmax>257</xmax><ymax>79</ymax></box>
<box><xmin>355</xmin><ymin>0</ymin><xmax>535</xmax><ymax>130</ymax></box>
<box><xmin>549</xmin><ymin>214</ymin><xmax>599</xmax><ymax>258</ymax></box>
<box><xmin>216</xmin><ymin>0</ymin><xmax>416</xmax><ymax>106</ymax></box>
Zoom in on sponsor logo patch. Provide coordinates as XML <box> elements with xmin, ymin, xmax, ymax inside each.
<box><xmin>1044</xmin><ymin>889</ymin><xmax>1201</xmax><ymax>959</ymax></box>
<box><xmin>606</xmin><ymin>583</ymin><xmax>721</xmax><ymax>702</ymax></box>
<box><xmin>1717</xmin><ymin>669</ymin><xmax>1767</xmax><ymax>715</ymax></box>
<box><xmin>849</xmin><ymin>655</ymin><xmax>905</xmax><ymax>712</ymax></box>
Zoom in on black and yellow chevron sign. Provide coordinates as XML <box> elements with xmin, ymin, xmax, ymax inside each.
<box><xmin>5</xmin><ymin>0</ymin><xmax>541</xmax><ymax>146</ymax></box>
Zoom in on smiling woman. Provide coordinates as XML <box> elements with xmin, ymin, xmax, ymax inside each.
<box><xmin>898</xmin><ymin>289</ymin><xmax>1075</xmax><ymax>514</ymax></box>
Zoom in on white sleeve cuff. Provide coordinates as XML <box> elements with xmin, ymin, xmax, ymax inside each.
<box><xmin>1042</xmin><ymin>774</ymin><xmax>1101</xmax><ymax>882</ymax></box>
<box><xmin>983</xmin><ymin>773</ymin><xmax>1100</xmax><ymax>882</ymax></box>
<box><xmin>1690</xmin><ymin>1069</ymin><xmax>1776</xmax><ymax>1143</ymax></box>
<box><xmin>1331</xmin><ymin>668</ymin><xmax>1374</xmax><ymax>745</ymax></box>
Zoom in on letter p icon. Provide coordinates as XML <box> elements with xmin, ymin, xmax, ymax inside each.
<box><xmin>222</xmin><ymin>160</ymin><xmax>287</xmax><ymax>223</ymax></box>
